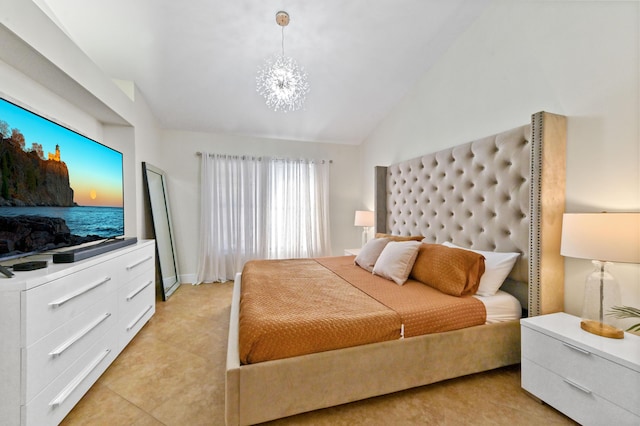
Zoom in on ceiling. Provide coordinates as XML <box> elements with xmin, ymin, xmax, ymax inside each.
<box><xmin>38</xmin><ymin>0</ymin><xmax>489</xmax><ymax>144</ymax></box>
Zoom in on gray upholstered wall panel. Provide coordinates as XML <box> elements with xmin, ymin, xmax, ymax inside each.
<box><xmin>374</xmin><ymin>166</ymin><xmax>388</xmax><ymax>234</ymax></box>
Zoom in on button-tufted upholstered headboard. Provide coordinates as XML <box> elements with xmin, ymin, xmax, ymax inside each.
<box><xmin>374</xmin><ymin>112</ymin><xmax>566</xmax><ymax>316</ymax></box>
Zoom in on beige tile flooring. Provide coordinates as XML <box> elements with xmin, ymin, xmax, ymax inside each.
<box><xmin>61</xmin><ymin>283</ymin><xmax>577</xmax><ymax>426</ymax></box>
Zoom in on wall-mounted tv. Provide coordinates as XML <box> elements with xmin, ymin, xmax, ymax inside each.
<box><xmin>0</xmin><ymin>97</ymin><xmax>124</xmax><ymax>260</ymax></box>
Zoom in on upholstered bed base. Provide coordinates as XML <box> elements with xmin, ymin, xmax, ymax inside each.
<box><xmin>226</xmin><ymin>273</ymin><xmax>520</xmax><ymax>426</ymax></box>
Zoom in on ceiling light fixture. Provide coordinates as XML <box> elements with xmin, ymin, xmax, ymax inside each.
<box><xmin>256</xmin><ymin>11</ymin><xmax>309</xmax><ymax>112</ymax></box>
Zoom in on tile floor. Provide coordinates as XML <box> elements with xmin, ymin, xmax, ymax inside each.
<box><xmin>61</xmin><ymin>283</ymin><xmax>577</xmax><ymax>425</ymax></box>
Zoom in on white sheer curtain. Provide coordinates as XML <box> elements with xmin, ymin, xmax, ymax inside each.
<box><xmin>195</xmin><ymin>154</ymin><xmax>268</xmax><ymax>283</ymax></box>
<box><xmin>196</xmin><ymin>154</ymin><xmax>331</xmax><ymax>283</ymax></box>
<box><xmin>267</xmin><ymin>158</ymin><xmax>331</xmax><ymax>259</ymax></box>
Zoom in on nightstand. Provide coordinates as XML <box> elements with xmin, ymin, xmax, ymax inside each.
<box><xmin>344</xmin><ymin>248</ymin><xmax>361</xmax><ymax>256</ymax></box>
<box><xmin>521</xmin><ymin>312</ymin><xmax>640</xmax><ymax>425</ymax></box>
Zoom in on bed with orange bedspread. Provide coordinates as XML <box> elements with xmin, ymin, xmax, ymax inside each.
<box><xmin>225</xmin><ymin>112</ymin><xmax>566</xmax><ymax>426</ymax></box>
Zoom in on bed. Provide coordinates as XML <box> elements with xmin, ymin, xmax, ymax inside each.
<box><xmin>225</xmin><ymin>111</ymin><xmax>566</xmax><ymax>425</ymax></box>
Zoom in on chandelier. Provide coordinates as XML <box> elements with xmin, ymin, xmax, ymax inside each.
<box><xmin>256</xmin><ymin>11</ymin><xmax>310</xmax><ymax>112</ymax></box>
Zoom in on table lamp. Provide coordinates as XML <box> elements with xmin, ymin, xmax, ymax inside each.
<box><xmin>560</xmin><ymin>212</ymin><xmax>640</xmax><ymax>339</ymax></box>
<box><xmin>354</xmin><ymin>210</ymin><xmax>374</xmax><ymax>247</ymax></box>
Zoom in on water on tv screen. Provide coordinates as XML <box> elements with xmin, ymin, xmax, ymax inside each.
<box><xmin>0</xmin><ymin>98</ymin><xmax>124</xmax><ymax>259</ymax></box>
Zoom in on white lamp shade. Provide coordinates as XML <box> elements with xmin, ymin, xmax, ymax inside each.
<box><xmin>561</xmin><ymin>213</ymin><xmax>640</xmax><ymax>263</ymax></box>
<box><xmin>354</xmin><ymin>210</ymin><xmax>374</xmax><ymax>227</ymax></box>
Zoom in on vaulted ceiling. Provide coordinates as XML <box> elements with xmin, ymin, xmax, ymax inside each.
<box><xmin>39</xmin><ymin>0</ymin><xmax>489</xmax><ymax>144</ymax></box>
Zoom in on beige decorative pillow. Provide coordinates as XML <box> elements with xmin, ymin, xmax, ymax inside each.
<box><xmin>410</xmin><ymin>243</ymin><xmax>485</xmax><ymax>297</ymax></box>
<box><xmin>354</xmin><ymin>238</ymin><xmax>390</xmax><ymax>272</ymax></box>
<box><xmin>372</xmin><ymin>240</ymin><xmax>421</xmax><ymax>285</ymax></box>
<box><xmin>374</xmin><ymin>233</ymin><xmax>424</xmax><ymax>242</ymax></box>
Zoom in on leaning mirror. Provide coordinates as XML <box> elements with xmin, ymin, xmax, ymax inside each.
<box><xmin>142</xmin><ymin>162</ymin><xmax>180</xmax><ymax>300</ymax></box>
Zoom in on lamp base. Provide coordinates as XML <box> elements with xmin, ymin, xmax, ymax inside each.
<box><xmin>580</xmin><ymin>319</ymin><xmax>624</xmax><ymax>339</ymax></box>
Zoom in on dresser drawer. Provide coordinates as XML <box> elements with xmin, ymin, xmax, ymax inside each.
<box><xmin>23</xmin><ymin>294</ymin><xmax>117</xmax><ymax>404</ymax></box>
<box><xmin>522</xmin><ymin>326</ymin><xmax>640</xmax><ymax>415</ymax></box>
<box><xmin>23</xmin><ymin>261</ymin><xmax>117</xmax><ymax>346</ymax></box>
<box><xmin>121</xmin><ymin>245</ymin><xmax>155</xmax><ymax>283</ymax></box>
<box><xmin>117</xmin><ymin>273</ymin><xmax>155</xmax><ymax>353</ymax></box>
<box><xmin>23</xmin><ymin>327</ymin><xmax>117</xmax><ymax>426</ymax></box>
<box><xmin>522</xmin><ymin>358</ymin><xmax>638</xmax><ymax>426</ymax></box>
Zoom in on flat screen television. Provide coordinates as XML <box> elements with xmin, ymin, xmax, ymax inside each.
<box><xmin>0</xmin><ymin>97</ymin><xmax>124</xmax><ymax>260</ymax></box>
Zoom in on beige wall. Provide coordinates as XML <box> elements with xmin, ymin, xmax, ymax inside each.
<box><xmin>361</xmin><ymin>0</ymin><xmax>640</xmax><ymax>320</ymax></box>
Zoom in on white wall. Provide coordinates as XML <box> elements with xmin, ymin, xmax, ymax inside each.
<box><xmin>157</xmin><ymin>129</ymin><xmax>363</xmax><ymax>283</ymax></box>
<box><xmin>0</xmin><ymin>61</ymin><xmax>103</xmax><ymax>143</ymax></box>
<box><xmin>361</xmin><ymin>0</ymin><xmax>640</xmax><ymax>321</ymax></box>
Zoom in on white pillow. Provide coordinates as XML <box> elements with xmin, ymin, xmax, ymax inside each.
<box><xmin>354</xmin><ymin>238</ymin><xmax>390</xmax><ymax>272</ymax></box>
<box><xmin>372</xmin><ymin>240</ymin><xmax>421</xmax><ymax>285</ymax></box>
<box><xmin>442</xmin><ymin>242</ymin><xmax>520</xmax><ymax>296</ymax></box>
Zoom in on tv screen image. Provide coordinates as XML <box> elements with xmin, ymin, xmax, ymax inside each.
<box><xmin>0</xmin><ymin>98</ymin><xmax>124</xmax><ymax>259</ymax></box>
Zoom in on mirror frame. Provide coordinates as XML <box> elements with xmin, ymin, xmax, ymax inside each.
<box><xmin>142</xmin><ymin>162</ymin><xmax>180</xmax><ymax>300</ymax></box>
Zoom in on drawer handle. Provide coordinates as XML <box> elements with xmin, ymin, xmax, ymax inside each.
<box><xmin>562</xmin><ymin>341</ymin><xmax>592</xmax><ymax>356</ymax></box>
<box><xmin>48</xmin><ymin>277</ymin><xmax>111</xmax><ymax>308</ymax></box>
<box><xmin>563</xmin><ymin>378</ymin><xmax>592</xmax><ymax>395</ymax></box>
<box><xmin>126</xmin><ymin>305</ymin><xmax>153</xmax><ymax>331</ymax></box>
<box><xmin>49</xmin><ymin>349</ymin><xmax>111</xmax><ymax>408</ymax></box>
<box><xmin>126</xmin><ymin>280</ymin><xmax>154</xmax><ymax>301</ymax></box>
<box><xmin>49</xmin><ymin>313</ymin><xmax>112</xmax><ymax>358</ymax></box>
<box><xmin>126</xmin><ymin>255</ymin><xmax>153</xmax><ymax>271</ymax></box>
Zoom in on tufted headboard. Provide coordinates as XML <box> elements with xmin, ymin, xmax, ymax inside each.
<box><xmin>374</xmin><ymin>112</ymin><xmax>566</xmax><ymax>316</ymax></box>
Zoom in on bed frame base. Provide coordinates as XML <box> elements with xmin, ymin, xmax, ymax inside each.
<box><xmin>226</xmin><ymin>274</ymin><xmax>520</xmax><ymax>426</ymax></box>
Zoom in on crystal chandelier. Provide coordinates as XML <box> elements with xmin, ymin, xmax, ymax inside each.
<box><xmin>256</xmin><ymin>11</ymin><xmax>310</xmax><ymax>112</ymax></box>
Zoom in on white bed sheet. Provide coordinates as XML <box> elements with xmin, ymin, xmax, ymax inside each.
<box><xmin>473</xmin><ymin>290</ymin><xmax>522</xmax><ymax>323</ymax></box>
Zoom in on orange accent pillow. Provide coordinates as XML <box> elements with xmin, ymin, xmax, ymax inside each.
<box><xmin>374</xmin><ymin>233</ymin><xmax>423</xmax><ymax>242</ymax></box>
<box><xmin>410</xmin><ymin>243</ymin><xmax>485</xmax><ymax>297</ymax></box>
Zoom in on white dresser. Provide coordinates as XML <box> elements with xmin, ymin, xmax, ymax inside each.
<box><xmin>0</xmin><ymin>240</ymin><xmax>156</xmax><ymax>426</ymax></box>
<box><xmin>521</xmin><ymin>312</ymin><xmax>640</xmax><ymax>426</ymax></box>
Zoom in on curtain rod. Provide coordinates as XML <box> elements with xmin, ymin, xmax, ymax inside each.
<box><xmin>195</xmin><ymin>152</ymin><xmax>332</xmax><ymax>164</ymax></box>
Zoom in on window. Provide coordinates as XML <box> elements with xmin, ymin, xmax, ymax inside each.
<box><xmin>196</xmin><ymin>154</ymin><xmax>331</xmax><ymax>283</ymax></box>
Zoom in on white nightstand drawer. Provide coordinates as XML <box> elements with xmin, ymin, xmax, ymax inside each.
<box><xmin>23</xmin><ymin>294</ymin><xmax>117</xmax><ymax>403</ymax></box>
<box><xmin>24</xmin><ymin>262</ymin><xmax>117</xmax><ymax>346</ymax></box>
<box><xmin>522</xmin><ymin>358</ymin><xmax>638</xmax><ymax>426</ymax></box>
<box><xmin>522</xmin><ymin>326</ymin><xmax>640</xmax><ymax>415</ymax></box>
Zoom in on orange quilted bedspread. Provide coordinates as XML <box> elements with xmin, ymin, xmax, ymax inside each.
<box><xmin>317</xmin><ymin>257</ymin><xmax>487</xmax><ymax>337</ymax></box>
<box><xmin>239</xmin><ymin>256</ymin><xmax>486</xmax><ymax>364</ymax></box>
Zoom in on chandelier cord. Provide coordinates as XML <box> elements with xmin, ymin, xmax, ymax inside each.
<box><xmin>281</xmin><ymin>25</ymin><xmax>285</xmax><ymax>57</ymax></box>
